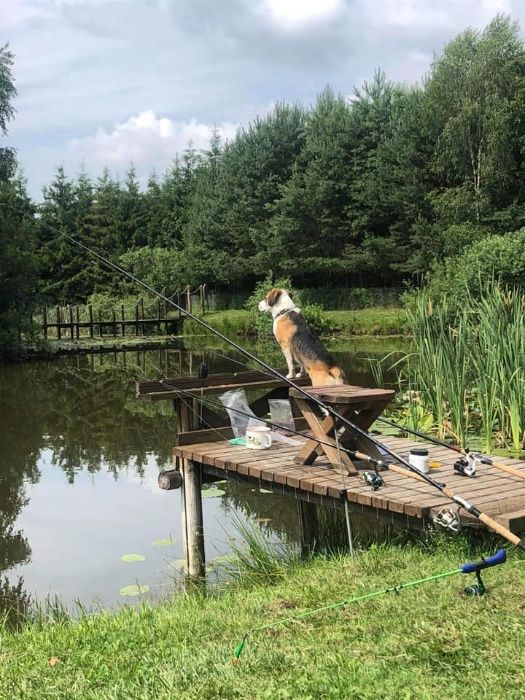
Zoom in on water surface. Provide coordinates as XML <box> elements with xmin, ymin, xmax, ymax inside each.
<box><xmin>0</xmin><ymin>338</ymin><xmax>406</xmax><ymax>615</ymax></box>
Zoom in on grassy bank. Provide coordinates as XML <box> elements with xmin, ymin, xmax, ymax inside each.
<box><xmin>2</xmin><ymin>541</ymin><xmax>523</xmax><ymax>699</ymax></box>
<box><xmin>183</xmin><ymin>307</ymin><xmax>409</xmax><ymax>337</ymax></box>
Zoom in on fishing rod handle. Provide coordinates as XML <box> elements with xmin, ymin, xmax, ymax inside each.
<box><xmin>461</xmin><ymin>549</ymin><xmax>506</xmax><ymax>574</ymax></box>
<box><xmin>493</xmin><ymin>460</ymin><xmax>525</xmax><ymax>481</ymax></box>
<box><xmin>477</xmin><ymin>512</ymin><xmax>525</xmax><ymax>549</ymax></box>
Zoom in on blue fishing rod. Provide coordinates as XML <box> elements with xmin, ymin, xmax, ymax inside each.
<box><xmin>233</xmin><ymin>549</ymin><xmax>507</xmax><ymax>660</ymax></box>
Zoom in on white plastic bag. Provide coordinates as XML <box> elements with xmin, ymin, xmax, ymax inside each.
<box><xmin>268</xmin><ymin>398</ymin><xmax>295</xmax><ymax>433</ymax></box>
<box><xmin>219</xmin><ymin>389</ymin><xmax>264</xmax><ymax>437</ymax></box>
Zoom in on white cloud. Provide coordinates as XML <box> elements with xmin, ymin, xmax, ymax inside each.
<box><xmin>68</xmin><ymin>110</ymin><xmax>238</xmax><ymax>169</ymax></box>
<box><xmin>261</xmin><ymin>0</ymin><xmax>344</xmax><ymax>28</ymax></box>
<box><xmin>358</xmin><ymin>0</ymin><xmax>512</xmax><ymax>35</ymax></box>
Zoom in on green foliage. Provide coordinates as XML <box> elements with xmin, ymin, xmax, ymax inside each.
<box><xmin>119</xmin><ymin>247</ymin><xmax>185</xmax><ymax>293</ymax></box>
<box><xmin>424</xmin><ymin>227</ymin><xmax>525</xmax><ymax>303</ymax></box>
<box><xmin>404</xmin><ymin>281</ymin><xmax>525</xmax><ymax>451</ymax></box>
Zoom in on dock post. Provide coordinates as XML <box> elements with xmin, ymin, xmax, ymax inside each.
<box><xmin>181</xmin><ymin>460</ymin><xmax>205</xmax><ymax>578</ymax></box>
<box><xmin>176</xmin><ymin>398</ymin><xmax>206</xmax><ymax>578</ymax></box>
<box><xmin>297</xmin><ymin>499</ymin><xmax>319</xmax><ymax>556</ymax></box>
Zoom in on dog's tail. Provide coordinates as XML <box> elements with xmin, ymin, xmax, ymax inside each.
<box><xmin>329</xmin><ymin>366</ymin><xmax>346</xmax><ymax>385</ymax></box>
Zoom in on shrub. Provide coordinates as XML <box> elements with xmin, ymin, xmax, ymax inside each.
<box><xmin>424</xmin><ymin>228</ymin><xmax>525</xmax><ymax>305</ymax></box>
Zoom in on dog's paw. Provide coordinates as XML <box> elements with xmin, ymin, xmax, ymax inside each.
<box><xmin>286</xmin><ymin>372</ymin><xmax>294</xmax><ymax>379</ymax></box>
<box><xmin>295</xmin><ymin>370</ymin><xmax>306</xmax><ymax>378</ymax></box>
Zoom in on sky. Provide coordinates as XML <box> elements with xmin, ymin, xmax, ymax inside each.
<box><xmin>2</xmin><ymin>0</ymin><xmax>523</xmax><ymax>199</ymax></box>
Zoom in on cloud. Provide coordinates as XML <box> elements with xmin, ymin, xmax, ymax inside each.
<box><xmin>358</xmin><ymin>0</ymin><xmax>512</xmax><ymax>36</ymax></box>
<box><xmin>260</xmin><ymin>0</ymin><xmax>345</xmax><ymax>29</ymax></box>
<box><xmin>35</xmin><ymin>110</ymin><xmax>238</xmax><ymax>188</ymax></box>
<box><xmin>7</xmin><ymin>0</ymin><xmax>525</xmax><ymax>198</ymax></box>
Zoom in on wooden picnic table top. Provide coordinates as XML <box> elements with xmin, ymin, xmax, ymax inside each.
<box><xmin>289</xmin><ymin>384</ymin><xmax>396</xmax><ymax>405</ymax></box>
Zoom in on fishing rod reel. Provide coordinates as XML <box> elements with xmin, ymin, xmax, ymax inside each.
<box><xmin>361</xmin><ymin>471</ymin><xmax>384</xmax><ymax>491</ymax></box>
<box><xmin>433</xmin><ymin>507</ymin><xmax>461</xmax><ymax>533</ymax></box>
<box><xmin>454</xmin><ymin>451</ymin><xmax>492</xmax><ymax>478</ymax></box>
<box><xmin>461</xmin><ymin>549</ymin><xmax>507</xmax><ymax>597</ymax></box>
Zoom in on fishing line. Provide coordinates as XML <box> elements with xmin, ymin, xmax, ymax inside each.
<box><xmin>43</xmin><ymin>222</ymin><xmax>525</xmax><ymax>549</ymax></box>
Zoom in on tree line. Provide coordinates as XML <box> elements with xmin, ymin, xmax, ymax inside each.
<box><xmin>2</xmin><ymin>15</ymin><xmax>525</xmax><ymax>354</ymax></box>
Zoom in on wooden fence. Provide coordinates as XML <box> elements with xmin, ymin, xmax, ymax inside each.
<box><xmin>40</xmin><ymin>284</ymin><xmax>206</xmax><ymax>340</ymax></box>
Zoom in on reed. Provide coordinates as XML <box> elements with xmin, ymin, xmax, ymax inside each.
<box><xmin>402</xmin><ymin>281</ymin><xmax>525</xmax><ymax>452</ymax></box>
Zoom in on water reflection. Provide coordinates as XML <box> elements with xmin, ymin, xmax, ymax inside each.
<box><xmin>0</xmin><ymin>337</ymin><xmax>406</xmax><ymax>613</ymax></box>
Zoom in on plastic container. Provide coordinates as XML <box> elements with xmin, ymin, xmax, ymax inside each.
<box><xmin>409</xmin><ymin>447</ymin><xmax>429</xmax><ymax>474</ymax></box>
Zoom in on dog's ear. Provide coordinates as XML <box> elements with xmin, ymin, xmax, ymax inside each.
<box><xmin>266</xmin><ymin>288</ymin><xmax>282</xmax><ymax>307</ymax></box>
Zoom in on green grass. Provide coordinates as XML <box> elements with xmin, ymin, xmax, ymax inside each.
<box><xmin>2</xmin><ymin>541</ymin><xmax>524</xmax><ymax>699</ymax></box>
<box><xmin>183</xmin><ymin>307</ymin><xmax>409</xmax><ymax>338</ymax></box>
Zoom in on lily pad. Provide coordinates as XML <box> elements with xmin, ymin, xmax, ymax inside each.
<box><xmin>120</xmin><ymin>553</ymin><xmax>146</xmax><ymax>563</ymax></box>
<box><xmin>202</xmin><ymin>488</ymin><xmax>225</xmax><ymax>498</ymax></box>
<box><xmin>119</xmin><ymin>584</ymin><xmax>150</xmax><ymax>597</ymax></box>
<box><xmin>152</xmin><ymin>538</ymin><xmax>175</xmax><ymax>547</ymax></box>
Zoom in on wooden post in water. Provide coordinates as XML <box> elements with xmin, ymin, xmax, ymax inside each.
<box><xmin>297</xmin><ymin>500</ymin><xmax>319</xmax><ymax>557</ymax></box>
<box><xmin>176</xmin><ymin>397</ymin><xmax>205</xmax><ymax>578</ymax></box>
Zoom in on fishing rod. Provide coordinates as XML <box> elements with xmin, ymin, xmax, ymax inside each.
<box><xmin>233</xmin><ymin>549</ymin><xmax>507</xmax><ymax>660</ymax></box>
<box><xmin>378</xmin><ymin>416</ymin><xmax>525</xmax><ymax>482</ymax></box>
<box><xmin>50</xmin><ymin>224</ymin><xmax>525</xmax><ymax>549</ymax></box>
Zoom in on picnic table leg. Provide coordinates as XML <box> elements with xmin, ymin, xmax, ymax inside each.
<box><xmin>293</xmin><ymin>399</ymin><xmax>357</xmax><ymax>474</ymax></box>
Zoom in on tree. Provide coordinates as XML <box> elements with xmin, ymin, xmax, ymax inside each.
<box><xmin>0</xmin><ymin>45</ymin><xmax>38</xmax><ymax>357</ymax></box>
<box><xmin>424</xmin><ymin>15</ymin><xmax>525</xmax><ymax>224</ymax></box>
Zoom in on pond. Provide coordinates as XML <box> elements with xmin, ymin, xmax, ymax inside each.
<box><xmin>0</xmin><ymin>337</ymin><xmax>407</xmax><ymax>616</ymax></box>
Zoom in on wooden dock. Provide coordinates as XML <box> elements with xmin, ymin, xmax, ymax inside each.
<box><xmin>138</xmin><ymin>369</ymin><xmax>525</xmax><ymax>576</ymax></box>
<box><xmin>173</xmin><ymin>434</ymin><xmax>525</xmax><ymax>532</ymax></box>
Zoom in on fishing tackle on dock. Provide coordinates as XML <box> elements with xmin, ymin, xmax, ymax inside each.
<box><xmin>433</xmin><ymin>507</ymin><xmax>461</xmax><ymax>533</ymax></box>
<box><xmin>48</xmin><ymin>223</ymin><xmax>525</xmax><ymax>551</ymax></box>
<box><xmin>454</xmin><ymin>457</ymin><xmax>477</xmax><ymax>478</ymax></box>
<box><xmin>361</xmin><ymin>471</ymin><xmax>384</xmax><ymax>491</ymax></box>
<box><xmin>378</xmin><ymin>416</ymin><xmax>525</xmax><ymax>483</ymax></box>
<box><xmin>232</xmin><ymin>550</ymin><xmax>507</xmax><ymax>660</ymax></box>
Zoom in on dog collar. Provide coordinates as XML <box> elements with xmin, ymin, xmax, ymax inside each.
<box><xmin>274</xmin><ymin>307</ymin><xmax>298</xmax><ymax>319</ymax></box>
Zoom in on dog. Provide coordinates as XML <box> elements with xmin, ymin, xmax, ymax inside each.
<box><xmin>258</xmin><ymin>288</ymin><xmax>346</xmax><ymax>386</ymax></box>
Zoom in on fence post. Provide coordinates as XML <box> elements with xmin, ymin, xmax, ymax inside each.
<box><xmin>112</xmin><ymin>308</ymin><xmax>117</xmax><ymax>337</ymax></box>
<box><xmin>75</xmin><ymin>306</ymin><xmax>81</xmax><ymax>339</ymax></box>
<box><xmin>43</xmin><ymin>307</ymin><xmax>48</xmax><ymax>339</ymax></box>
<box><xmin>98</xmin><ymin>308</ymin><xmax>103</xmax><ymax>337</ymax></box>
<box><xmin>88</xmin><ymin>304</ymin><xmax>94</xmax><ymax>339</ymax></box>
<box><xmin>135</xmin><ymin>302</ymin><xmax>139</xmax><ymax>336</ymax></box>
<box><xmin>121</xmin><ymin>304</ymin><xmax>126</xmax><ymax>337</ymax></box>
<box><xmin>200</xmin><ymin>284</ymin><xmax>206</xmax><ymax>315</ymax></box>
<box><xmin>56</xmin><ymin>306</ymin><xmax>61</xmax><ymax>340</ymax></box>
<box><xmin>140</xmin><ymin>298</ymin><xmax>145</xmax><ymax>336</ymax></box>
<box><xmin>186</xmin><ymin>286</ymin><xmax>191</xmax><ymax>315</ymax></box>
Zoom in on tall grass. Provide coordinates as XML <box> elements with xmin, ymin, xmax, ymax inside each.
<box><xmin>404</xmin><ymin>282</ymin><xmax>525</xmax><ymax>452</ymax></box>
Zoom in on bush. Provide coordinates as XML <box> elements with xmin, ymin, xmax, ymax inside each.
<box><xmin>423</xmin><ymin>227</ymin><xmax>525</xmax><ymax>304</ymax></box>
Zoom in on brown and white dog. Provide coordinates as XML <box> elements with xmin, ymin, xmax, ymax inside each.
<box><xmin>258</xmin><ymin>288</ymin><xmax>346</xmax><ymax>386</ymax></box>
